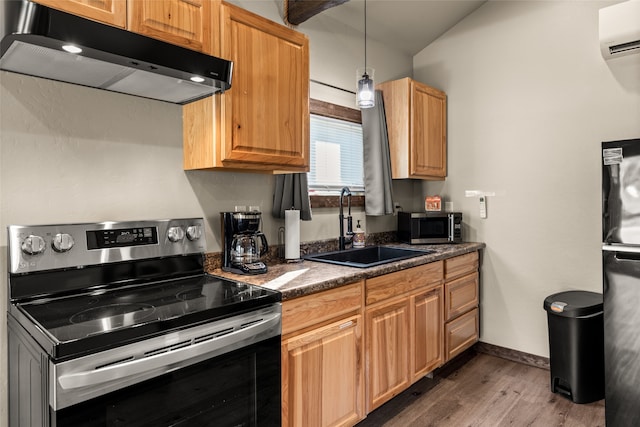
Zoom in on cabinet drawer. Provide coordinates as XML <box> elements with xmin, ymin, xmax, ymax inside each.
<box><xmin>444</xmin><ymin>252</ymin><xmax>479</xmax><ymax>281</ymax></box>
<box><xmin>445</xmin><ymin>272</ymin><xmax>479</xmax><ymax>321</ymax></box>
<box><xmin>445</xmin><ymin>307</ymin><xmax>479</xmax><ymax>361</ymax></box>
<box><xmin>282</xmin><ymin>282</ymin><xmax>362</xmax><ymax>336</ymax></box>
<box><xmin>366</xmin><ymin>261</ymin><xmax>443</xmax><ymax>305</ymax></box>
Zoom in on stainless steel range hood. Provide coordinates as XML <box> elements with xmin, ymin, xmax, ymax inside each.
<box><xmin>0</xmin><ymin>1</ymin><xmax>233</xmax><ymax>104</ymax></box>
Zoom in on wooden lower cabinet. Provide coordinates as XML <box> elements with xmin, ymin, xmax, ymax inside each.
<box><xmin>282</xmin><ymin>315</ymin><xmax>364</xmax><ymax>427</ymax></box>
<box><xmin>443</xmin><ymin>253</ymin><xmax>480</xmax><ymax>362</ymax></box>
<box><xmin>281</xmin><ymin>251</ymin><xmax>481</xmax><ymax>426</ymax></box>
<box><xmin>411</xmin><ymin>286</ymin><xmax>443</xmax><ymax>382</ymax></box>
<box><xmin>281</xmin><ymin>282</ymin><xmax>364</xmax><ymax>427</ymax></box>
<box><xmin>365</xmin><ymin>298</ymin><xmax>411</xmax><ymax>412</ymax></box>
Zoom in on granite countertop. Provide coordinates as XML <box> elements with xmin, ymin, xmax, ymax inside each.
<box><xmin>208</xmin><ymin>242</ymin><xmax>486</xmax><ymax>301</ymax></box>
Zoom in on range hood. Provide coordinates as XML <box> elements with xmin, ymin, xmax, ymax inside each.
<box><xmin>0</xmin><ymin>0</ymin><xmax>233</xmax><ymax>104</ymax></box>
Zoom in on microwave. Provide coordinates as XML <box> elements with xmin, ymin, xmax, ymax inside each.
<box><xmin>397</xmin><ymin>212</ymin><xmax>462</xmax><ymax>244</ymax></box>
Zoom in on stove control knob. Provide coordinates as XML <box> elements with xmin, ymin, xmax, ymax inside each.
<box><xmin>22</xmin><ymin>235</ymin><xmax>46</xmax><ymax>255</ymax></box>
<box><xmin>167</xmin><ymin>226</ymin><xmax>185</xmax><ymax>242</ymax></box>
<box><xmin>186</xmin><ymin>225</ymin><xmax>202</xmax><ymax>241</ymax></box>
<box><xmin>52</xmin><ymin>233</ymin><xmax>75</xmax><ymax>252</ymax></box>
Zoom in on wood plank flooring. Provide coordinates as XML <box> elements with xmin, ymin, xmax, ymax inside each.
<box><xmin>356</xmin><ymin>351</ymin><xmax>605</xmax><ymax>427</ymax></box>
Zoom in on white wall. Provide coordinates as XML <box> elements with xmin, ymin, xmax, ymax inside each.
<box><xmin>0</xmin><ymin>2</ymin><xmax>413</xmax><ymax>423</ymax></box>
<box><xmin>413</xmin><ymin>0</ymin><xmax>640</xmax><ymax>357</ymax></box>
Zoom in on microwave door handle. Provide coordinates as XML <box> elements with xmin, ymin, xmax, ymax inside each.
<box><xmin>57</xmin><ymin>311</ymin><xmax>281</xmax><ymax>390</ymax></box>
<box><xmin>449</xmin><ymin>214</ymin><xmax>454</xmax><ymax>241</ymax></box>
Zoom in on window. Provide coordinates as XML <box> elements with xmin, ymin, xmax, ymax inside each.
<box><xmin>308</xmin><ymin>100</ymin><xmax>364</xmax><ymax>194</ymax></box>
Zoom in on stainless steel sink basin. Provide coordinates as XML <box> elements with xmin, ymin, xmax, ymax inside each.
<box><xmin>304</xmin><ymin>246</ymin><xmax>433</xmax><ymax>268</ymax></box>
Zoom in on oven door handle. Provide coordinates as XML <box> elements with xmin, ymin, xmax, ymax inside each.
<box><xmin>57</xmin><ymin>310</ymin><xmax>281</xmax><ymax>390</ymax></box>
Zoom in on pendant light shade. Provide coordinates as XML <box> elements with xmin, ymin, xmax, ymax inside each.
<box><xmin>356</xmin><ymin>67</ymin><xmax>375</xmax><ymax>108</ymax></box>
<box><xmin>356</xmin><ymin>0</ymin><xmax>374</xmax><ymax>109</ymax></box>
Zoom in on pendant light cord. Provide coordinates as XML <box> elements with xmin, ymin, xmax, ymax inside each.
<box><xmin>364</xmin><ymin>0</ymin><xmax>367</xmax><ymax>70</ymax></box>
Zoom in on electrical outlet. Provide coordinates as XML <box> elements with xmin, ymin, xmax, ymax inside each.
<box><xmin>445</xmin><ymin>201</ymin><xmax>454</xmax><ymax>212</ymax></box>
<box><xmin>393</xmin><ymin>203</ymin><xmax>402</xmax><ymax>216</ymax></box>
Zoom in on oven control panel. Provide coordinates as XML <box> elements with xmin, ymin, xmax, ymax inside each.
<box><xmin>87</xmin><ymin>226</ymin><xmax>158</xmax><ymax>249</ymax></box>
<box><xmin>8</xmin><ymin>218</ymin><xmax>206</xmax><ymax>274</ymax></box>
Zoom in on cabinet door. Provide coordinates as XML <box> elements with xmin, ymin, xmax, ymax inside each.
<box><xmin>410</xmin><ymin>81</ymin><xmax>446</xmax><ymax>178</ymax></box>
<box><xmin>34</xmin><ymin>0</ymin><xmax>126</xmax><ymax>27</ymax></box>
<box><xmin>128</xmin><ymin>0</ymin><xmax>215</xmax><ymax>54</ymax></box>
<box><xmin>411</xmin><ymin>287</ymin><xmax>443</xmax><ymax>382</ymax></box>
<box><xmin>366</xmin><ymin>299</ymin><xmax>410</xmax><ymax>412</ymax></box>
<box><xmin>283</xmin><ymin>315</ymin><xmax>364</xmax><ymax>427</ymax></box>
<box><xmin>220</xmin><ymin>3</ymin><xmax>309</xmax><ymax>170</ymax></box>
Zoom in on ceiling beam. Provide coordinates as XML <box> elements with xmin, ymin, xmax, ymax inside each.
<box><xmin>286</xmin><ymin>0</ymin><xmax>350</xmax><ymax>25</ymax></box>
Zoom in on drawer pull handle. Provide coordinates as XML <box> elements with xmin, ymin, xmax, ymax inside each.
<box><xmin>339</xmin><ymin>320</ymin><xmax>354</xmax><ymax>329</ymax></box>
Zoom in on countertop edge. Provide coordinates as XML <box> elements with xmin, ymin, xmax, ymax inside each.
<box><xmin>208</xmin><ymin>242</ymin><xmax>485</xmax><ymax>301</ymax></box>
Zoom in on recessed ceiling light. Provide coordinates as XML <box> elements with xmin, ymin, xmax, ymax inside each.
<box><xmin>62</xmin><ymin>45</ymin><xmax>82</xmax><ymax>54</ymax></box>
<box><xmin>190</xmin><ymin>76</ymin><xmax>205</xmax><ymax>83</ymax></box>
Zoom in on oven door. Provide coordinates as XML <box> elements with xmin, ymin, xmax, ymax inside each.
<box><xmin>52</xmin><ymin>336</ymin><xmax>280</xmax><ymax>427</ymax></box>
<box><xmin>51</xmin><ymin>305</ymin><xmax>281</xmax><ymax>426</ymax></box>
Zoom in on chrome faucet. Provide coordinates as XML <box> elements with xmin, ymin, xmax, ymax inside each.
<box><xmin>339</xmin><ymin>187</ymin><xmax>353</xmax><ymax>250</ymax></box>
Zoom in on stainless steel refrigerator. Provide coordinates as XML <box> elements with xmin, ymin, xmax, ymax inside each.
<box><xmin>602</xmin><ymin>138</ymin><xmax>640</xmax><ymax>426</ymax></box>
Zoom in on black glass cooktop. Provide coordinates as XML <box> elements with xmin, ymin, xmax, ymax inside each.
<box><xmin>17</xmin><ymin>274</ymin><xmax>280</xmax><ymax>359</ymax></box>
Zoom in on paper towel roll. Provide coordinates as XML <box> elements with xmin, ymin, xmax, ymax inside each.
<box><xmin>285</xmin><ymin>209</ymin><xmax>300</xmax><ymax>260</ymax></box>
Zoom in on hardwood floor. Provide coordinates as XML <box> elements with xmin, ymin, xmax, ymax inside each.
<box><xmin>356</xmin><ymin>351</ymin><xmax>605</xmax><ymax>427</ymax></box>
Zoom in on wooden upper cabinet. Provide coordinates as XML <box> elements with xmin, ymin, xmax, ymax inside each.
<box><xmin>220</xmin><ymin>2</ymin><xmax>309</xmax><ymax>171</ymax></box>
<box><xmin>183</xmin><ymin>2</ymin><xmax>310</xmax><ymax>172</ymax></box>
<box><xmin>128</xmin><ymin>0</ymin><xmax>216</xmax><ymax>54</ymax></box>
<box><xmin>34</xmin><ymin>0</ymin><xmax>126</xmax><ymax>28</ymax></box>
<box><xmin>377</xmin><ymin>77</ymin><xmax>447</xmax><ymax>180</ymax></box>
<box><xmin>35</xmin><ymin>0</ymin><xmax>215</xmax><ymax>53</ymax></box>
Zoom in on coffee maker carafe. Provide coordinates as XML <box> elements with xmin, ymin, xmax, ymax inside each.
<box><xmin>221</xmin><ymin>211</ymin><xmax>269</xmax><ymax>274</ymax></box>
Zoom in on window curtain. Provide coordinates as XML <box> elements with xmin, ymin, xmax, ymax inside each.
<box><xmin>361</xmin><ymin>90</ymin><xmax>394</xmax><ymax>215</ymax></box>
<box><xmin>272</xmin><ymin>173</ymin><xmax>312</xmax><ymax>220</ymax></box>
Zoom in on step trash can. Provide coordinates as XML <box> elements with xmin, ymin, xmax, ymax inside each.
<box><xmin>543</xmin><ymin>290</ymin><xmax>604</xmax><ymax>404</ymax></box>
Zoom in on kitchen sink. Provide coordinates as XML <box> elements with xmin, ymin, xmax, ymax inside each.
<box><xmin>304</xmin><ymin>246</ymin><xmax>434</xmax><ymax>268</ymax></box>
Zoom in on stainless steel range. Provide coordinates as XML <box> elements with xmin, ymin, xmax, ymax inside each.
<box><xmin>7</xmin><ymin>218</ymin><xmax>281</xmax><ymax>427</ymax></box>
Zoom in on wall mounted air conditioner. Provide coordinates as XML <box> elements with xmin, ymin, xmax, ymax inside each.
<box><xmin>599</xmin><ymin>1</ymin><xmax>640</xmax><ymax>60</ymax></box>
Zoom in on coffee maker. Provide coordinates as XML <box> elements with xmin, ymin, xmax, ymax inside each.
<box><xmin>221</xmin><ymin>211</ymin><xmax>269</xmax><ymax>274</ymax></box>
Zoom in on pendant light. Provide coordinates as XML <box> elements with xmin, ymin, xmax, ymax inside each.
<box><xmin>356</xmin><ymin>0</ymin><xmax>374</xmax><ymax>109</ymax></box>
